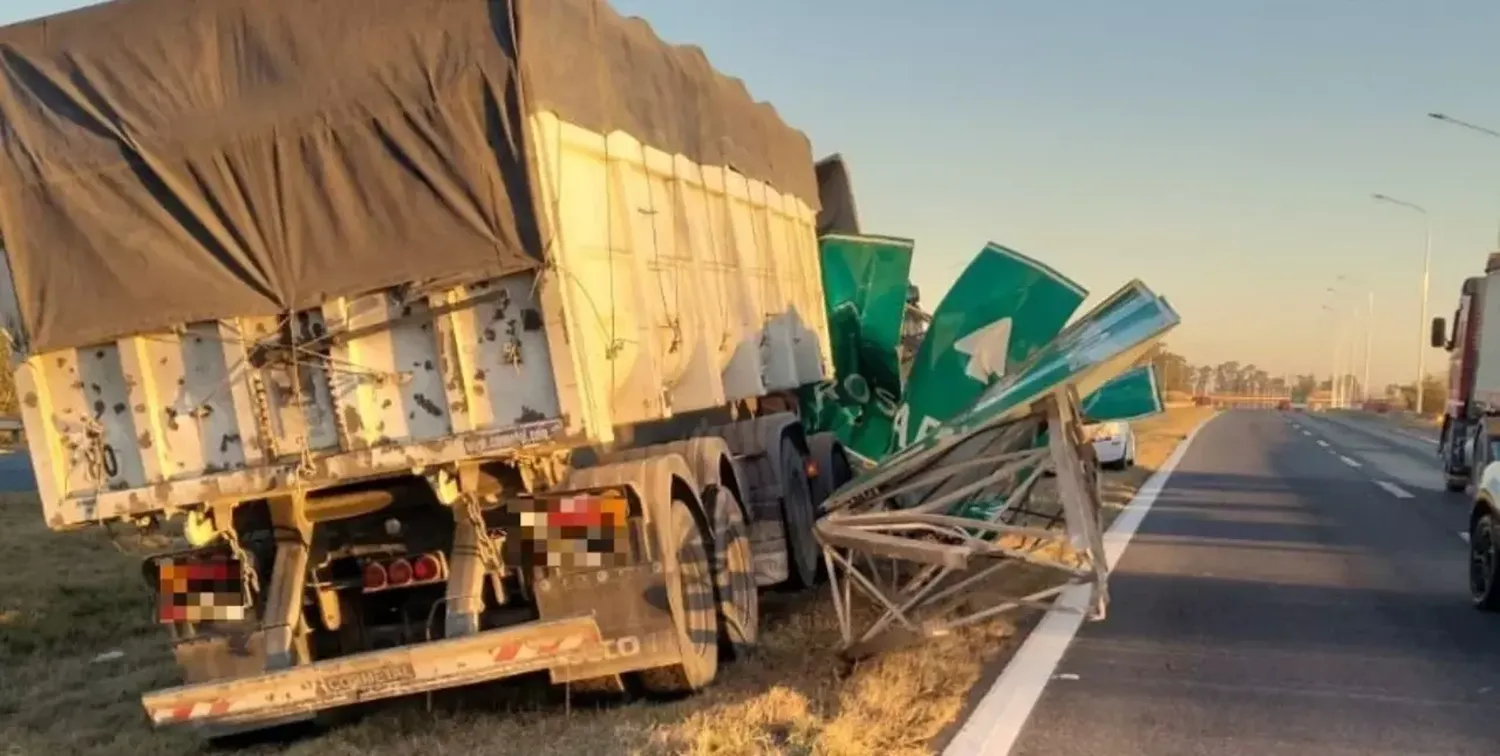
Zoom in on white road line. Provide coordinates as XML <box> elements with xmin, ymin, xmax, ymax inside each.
<box><xmin>1389</xmin><ymin>426</ymin><xmax>1439</xmax><ymax>446</ymax></box>
<box><xmin>1461</xmin><ymin>532</ymin><xmax>1471</xmax><ymax>544</ymax></box>
<box><xmin>1302</xmin><ymin>430</ymin><xmax>1312</xmax><ymax>437</ymax></box>
<box><xmin>1339</xmin><ymin>455</ymin><xmax>1362</xmax><ymax>468</ymax></box>
<box><xmin>1316</xmin><ymin>439</ymin><xmax>1329</xmax><ymax>447</ymax></box>
<box><xmin>1375</xmin><ymin>480</ymin><xmax>1413</xmax><ymax>499</ymax></box>
<box><xmin>943</xmin><ymin>413</ymin><xmax>1220</xmax><ymax>756</ymax></box>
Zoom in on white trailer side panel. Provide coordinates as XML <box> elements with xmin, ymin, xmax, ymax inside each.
<box><xmin>15</xmin><ymin>113</ymin><xmax>831</xmax><ymax>530</ymax></box>
<box><xmin>1473</xmin><ymin>267</ymin><xmax>1500</xmax><ymax>410</ymax></box>
<box><xmin>528</xmin><ymin>111</ymin><xmax>830</xmax><ymax>432</ymax></box>
<box><xmin>18</xmin><ymin>273</ymin><xmax>570</xmax><ymax>529</ymax></box>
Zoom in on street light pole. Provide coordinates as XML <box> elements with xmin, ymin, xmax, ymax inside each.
<box><xmin>1322</xmin><ymin>302</ymin><xmax>1342</xmax><ymax>408</ymax></box>
<box><xmin>1419</xmin><ymin>223</ymin><xmax>1431</xmax><ymax>412</ymax></box>
<box><xmin>1335</xmin><ymin>275</ymin><xmax>1375</xmax><ymax>405</ymax></box>
<box><xmin>1372</xmin><ymin>193</ymin><xmax>1432</xmax><ymax>413</ymax></box>
<box><xmin>1428</xmin><ymin>112</ymin><xmax>1500</xmax><ymax>249</ymax></box>
<box><xmin>1365</xmin><ymin>290</ymin><xmax>1374</xmax><ymax>404</ymax></box>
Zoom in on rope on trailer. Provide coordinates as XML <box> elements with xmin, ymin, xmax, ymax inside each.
<box><xmin>636</xmin><ymin>140</ymin><xmax>683</xmax><ymax>356</ymax></box>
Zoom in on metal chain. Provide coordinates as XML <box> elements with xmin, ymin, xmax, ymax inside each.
<box><xmin>295</xmin><ymin>435</ymin><xmax>316</xmax><ymax>481</ymax></box>
<box><xmin>78</xmin><ymin>418</ymin><xmax>108</xmax><ymax>485</ymax></box>
<box><xmin>463</xmin><ymin>493</ymin><xmax>506</xmax><ymax>575</ymax></box>
<box><xmin>221</xmin><ymin>526</ymin><xmax>261</xmax><ymax>609</ymax></box>
<box><xmin>84</xmin><ymin>431</ymin><xmax>103</xmax><ymax>484</ymax></box>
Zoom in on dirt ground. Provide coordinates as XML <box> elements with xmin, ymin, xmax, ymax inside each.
<box><xmin>0</xmin><ymin>406</ymin><xmax>1216</xmax><ymax>756</ymax></box>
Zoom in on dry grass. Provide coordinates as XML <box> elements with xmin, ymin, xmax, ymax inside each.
<box><xmin>0</xmin><ymin>407</ymin><xmax>1216</xmax><ymax>756</ymax></box>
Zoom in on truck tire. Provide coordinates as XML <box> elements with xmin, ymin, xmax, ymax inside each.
<box><xmin>807</xmin><ymin>432</ymin><xmax>854</xmax><ymax>507</ymax></box>
<box><xmin>1441</xmin><ymin>425</ymin><xmax>1468</xmax><ymax>492</ymax></box>
<box><xmin>778</xmin><ymin>437</ymin><xmax>820</xmax><ymax>589</ymax></box>
<box><xmin>1472</xmin><ymin>512</ymin><xmax>1500</xmax><ymax>612</ymax></box>
<box><xmin>703</xmin><ymin>484</ymin><xmax>758</xmax><ymax>659</ymax></box>
<box><xmin>637</xmin><ymin>494</ymin><xmax>720</xmax><ymax>695</ymax></box>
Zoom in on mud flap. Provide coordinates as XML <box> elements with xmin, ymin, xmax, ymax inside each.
<box><xmin>534</xmin><ymin>562</ymin><xmax>682</xmax><ymax>683</ymax></box>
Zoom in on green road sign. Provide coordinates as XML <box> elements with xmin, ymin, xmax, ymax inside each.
<box><xmin>797</xmin><ymin>234</ymin><xmax>914</xmax><ymax>463</ymax></box>
<box><xmin>838</xmin><ymin>279</ymin><xmax>1181</xmax><ymax>511</ymax></box>
<box><xmin>1081</xmin><ymin>364</ymin><xmax>1165</xmax><ymax>424</ymax></box>
<box><xmin>895</xmin><ymin>243</ymin><xmax>1087</xmax><ymax>451</ymax></box>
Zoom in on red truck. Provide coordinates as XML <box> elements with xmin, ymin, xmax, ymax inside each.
<box><xmin>1431</xmin><ymin>254</ymin><xmax>1500</xmax><ymax>492</ymax></box>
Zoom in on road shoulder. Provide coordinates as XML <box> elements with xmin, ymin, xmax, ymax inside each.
<box><xmin>937</xmin><ymin>407</ymin><xmax>1220</xmax><ymax>755</ymax></box>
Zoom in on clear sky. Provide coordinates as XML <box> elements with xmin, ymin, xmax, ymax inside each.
<box><xmin>8</xmin><ymin>0</ymin><xmax>1500</xmax><ymax>388</ymax></box>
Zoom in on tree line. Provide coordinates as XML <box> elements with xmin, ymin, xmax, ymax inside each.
<box><xmin>1141</xmin><ymin>344</ymin><xmax>1294</xmax><ymax>398</ymax></box>
<box><xmin>1142</xmin><ymin>343</ymin><xmax>1446</xmax><ymax>413</ymax></box>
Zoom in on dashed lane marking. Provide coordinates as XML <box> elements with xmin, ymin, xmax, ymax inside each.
<box><xmin>1339</xmin><ymin>455</ymin><xmax>1363</xmax><ymax>468</ymax></box>
<box><xmin>1375</xmin><ymin>480</ymin><xmax>1413</xmax><ymax>499</ymax></box>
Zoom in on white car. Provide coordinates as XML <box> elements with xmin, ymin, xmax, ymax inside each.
<box><xmin>1086</xmin><ymin>420</ymin><xmax>1136</xmax><ymax>470</ymax></box>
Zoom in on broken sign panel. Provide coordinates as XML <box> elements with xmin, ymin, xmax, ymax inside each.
<box><xmin>797</xmin><ymin>234</ymin><xmax>914</xmax><ymax>463</ymax></box>
<box><xmin>895</xmin><ymin>243</ymin><xmax>1087</xmax><ymax>451</ymax></box>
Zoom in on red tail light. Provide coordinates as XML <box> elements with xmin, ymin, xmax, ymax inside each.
<box><xmin>362</xmin><ymin>561</ymin><xmax>388</xmax><ymax>591</ymax></box>
<box><xmin>387</xmin><ymin>558</ymin><xmax>413</xmax><ymax>586</ymax></box>
<box><xmin>412</xmin><ymin>554</ymin><xmax>441</xmax><ymax>582</ymax></box>
<box><xmin>362</xmin><ymin>553</ymin><xmax>447</xmax><ymax>592</ymax></box>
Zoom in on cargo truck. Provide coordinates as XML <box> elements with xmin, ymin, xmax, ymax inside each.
<box><xmin>0</xmin><ymin>0</ymin><xmax>859</xmax><ymax>736</ymax></box>
<box><xmin>1429</xmin><ymin>253</ymin><xmax>1500</xmax><ymax>609</ymax></box>
<box><xmin>1431</xmin><ymin>258</ymin><xmax>1497</xmax><ymax>494</ymax></box>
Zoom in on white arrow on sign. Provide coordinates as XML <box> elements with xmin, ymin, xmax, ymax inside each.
<box><xmin>953</xmin><ymin>317</ymin><xmax>1013</xmax><ymax>383</ymax></box>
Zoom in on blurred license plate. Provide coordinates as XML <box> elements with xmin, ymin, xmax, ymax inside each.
<box><xmin>156</xmin><ymin>557</ymin><xmax>247</xmax><ymax>623</ymax></box>
<box><xmin>507</xmin><ymin>492</ymin><xmax>630</xmax><ymax>568</ymax></box>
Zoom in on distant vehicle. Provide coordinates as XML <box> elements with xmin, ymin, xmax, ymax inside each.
<box><xmin>1277</xmin><ymin>400</ymin><xmax>1292</xmax><ymax>411</ymax></box>
<box><xmin>1086</xmin><ymin>421</ymin><xmax>1136</xmax><ymax>470</ymax></box>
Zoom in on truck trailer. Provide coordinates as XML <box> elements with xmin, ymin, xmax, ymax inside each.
<box><xmin>0</xmin><ymin>0</ymin><xmax>858</xmax><ymax>735</ymax></box>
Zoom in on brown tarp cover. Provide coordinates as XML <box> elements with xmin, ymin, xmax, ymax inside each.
<box><xmin>0</xmin><ymin>0</ymin><xmax>819</xmax><ymax>353</ymax></box>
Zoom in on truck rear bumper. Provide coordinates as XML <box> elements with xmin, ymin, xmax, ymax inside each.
<box><xmin>141</xmin><ymin>615</ymin><xmax>601</xmax><ymax>729</ymax></box>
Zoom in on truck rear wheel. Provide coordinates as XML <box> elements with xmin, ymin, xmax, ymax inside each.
<box><xmin>637</xmin><ymin>494</ymin><xmax>720</xmax><ymax>694</ymax></box>
<box><xmin>807</xmin><ymin>432</ymin><xmax>854</xmax><ymax>507</ymax></box>
<box><xmin>704</xmin><ymin>485</ymin><xmax>758</xmax><ymax>659</ymax></box>
<box><xmin>1471</xmin><ymin>512</ymin><xmax>1500</xmax><ymax>612</ymax></box>
<box><xmin>1441</xmin><ymin>424</ymin><xmax>1468</xmax><ymax>492</ymax></box>
<box><xmin>779</xmin><ymin>438</ymin><xmax>820</xmax><ymax>589</ymax></box>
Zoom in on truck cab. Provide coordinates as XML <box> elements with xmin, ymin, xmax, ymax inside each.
<box><xmin>1430</xmin><ymin>255</ymin><xmax>1500</xmax><ymax>610</ymax></box>
<box><xmin>1432</xmin><ymin>267</ymin><xmax>1492</xmax><ymax>492</ymax></box>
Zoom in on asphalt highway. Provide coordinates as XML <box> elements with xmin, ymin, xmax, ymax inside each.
<box><xmin>1007</xmin><ymin>410</ymin><xmax>1500</xmax><ymax>756</ymax></box>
